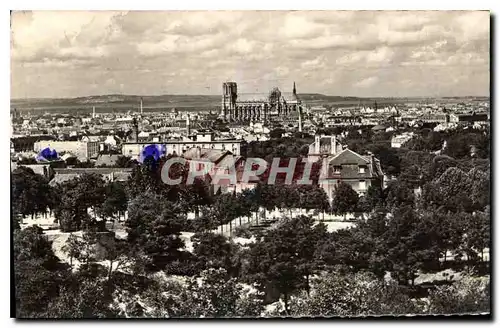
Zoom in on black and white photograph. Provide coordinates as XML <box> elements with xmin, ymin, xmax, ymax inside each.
<box><xmin>9</xmin><ymin>9</ymin><xmax>491</xmax><ymax>319</ymax></box>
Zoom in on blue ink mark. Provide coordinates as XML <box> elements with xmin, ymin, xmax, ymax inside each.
<box><xmin>139</xmin><ymin>144</ymin><xmax>166</xmax><ymax>164</ymax></box>
<box><xmin>36</xmin><ymin>147</ymin><xmax>58</xmax><ymax>162</ymax></box>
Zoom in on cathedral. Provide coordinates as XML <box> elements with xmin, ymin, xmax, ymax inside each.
<box><xmin>220</xmin><ymin>81</ymin><xmax>302</xmax><ymax>122</ymax></box>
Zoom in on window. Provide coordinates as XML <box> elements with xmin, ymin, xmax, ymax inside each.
<box><xmin>359</xmin><ymin>166</ymin><xmax>366</xmax><ymax>174</ymax></box>
<box><xmin>334</xmin><ymin>165</ymin><xmax>341</xmax><ymax>174</ymax></box>
<box><xmin>359</xmin><ymin>180</ymin><xmax>366</xmax><ymax>190</ymax></box>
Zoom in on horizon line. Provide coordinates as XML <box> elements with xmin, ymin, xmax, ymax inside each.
<box><xmin>11</xmin><ymin>93</ymin><xmax>491</xmax><ymax>101</ymax></box>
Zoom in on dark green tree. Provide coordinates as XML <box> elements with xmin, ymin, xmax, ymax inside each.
<box><xmin>290</xmin><ymin>271</ymin><xmax>422</xmax><ymax>317</ymax></box>
<box><xmin>331</xmin><ymin>182</ymin><xmax>359</xmax><ymax>219</ymax></box>
<box><xmin>45</xmin><ymin>274</ymin><xmax>120</xmax><ymax>318</ymax></box>
<box><xmin>202</xmin><ymin>193</ymin><xmax>243</xmax><ymax>234</ymax></box>
<box><xmin>115</xmin><ymin>155</ymin><xmax>133</xmax><ymax>168</ymax></box>
<box><xmin>243</xmin><ymin>215</ymin><xmax>326</xmax><ymax>314</ymax></box>
<box><xmin>54</xmin><ymin>173</ymin><xmax>106</xmax><ymax>232</ymax></box>
<box><xmin>381</xmin><ymin>207</ymin><xmax>440</xmax><ymax>285</ymax></box>
<box><xmin>126</xmin><ymin>192</ymin><xmax>186</xmax><ymax>271</ymax></box>
<box><xmin>384</xmin><ymin>181</ymin><xmax>415</xmax><ymax>210</ymax></box>
<box><xmin>97</xmin><ymin>181</ymin><xmax>128</xmax><ymax>223</ymax></box>
<box><xmin>11</xmin><ymin>167</ymin><xmax>55</xmax><ymax>220</ymax></box>
<box><xmin>14</xmin><ymin>226</ymin><xmax>69</xmax><ymax>318</ymax></box>
<box><xmin>358</xmin><ymin>184</ymin><xmax>384</xmax><ymax>212</ymax></box>
<box><xmin>426</xmin><ymin>277</ymin><xmax>490</xmax><ymax>315</ymax></box>
<box><xmin>191</xmin><ymin>232</ymin><xmax>239</xmax><ymax>276</ymax></box>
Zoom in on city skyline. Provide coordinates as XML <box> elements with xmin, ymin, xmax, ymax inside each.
<box><xmin>11</xmin><ymin>10</ymin><xmax>490</xmax><ymax>99</ymax></box>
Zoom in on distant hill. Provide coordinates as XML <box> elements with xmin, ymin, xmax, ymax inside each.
<box><xmin>298</xmin><ymin>93</ymin><xmax>362</xmax><ymax>102</ymax></box>
<box><xmin>11</xmin><ymin>94</ymin><xmax>222</xmax><ymax>112</ymax></box>
<box><xmin>10</xmin><ymin>94</ymin><xmax>489</xmax><ymax>113</ymax></box>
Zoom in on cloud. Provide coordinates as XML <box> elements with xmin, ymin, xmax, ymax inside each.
<box><xmin>354</xmin><ymin>76</ymin><xmax>379</xmax><ymax>88</ymax></box>
<box><xmin>136</xmin><ymin>34</ymin><xmax>226</xmax><ymax>57</ymax></box>
<box><xmin>300</xmin><ymin>55</ymin><xmax>326</xmax><ymax>69</ymax></box>
<box><xmin>10</xmin><ymin>10</ymin><xmax>490</xmax><ymax>98</ymax></box>
<box><xmin>336</xmin><ymin>47</ymin><xmax>395</xmax><ymax>66</ymax></box>
<box><xmin>279</xmin><ymin>13</ymin><xmax>326</xmax><ymax>39</ymax></box>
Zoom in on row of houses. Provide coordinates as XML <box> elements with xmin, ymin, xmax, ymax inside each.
<box><xmin>14</xmin><ymin>134</ymin><xmax>386</xmax><ymax>205</ymax></box>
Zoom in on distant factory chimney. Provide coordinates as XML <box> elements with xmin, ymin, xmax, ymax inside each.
<box><xmin>314</xmin><ymin>135</ymin><xmax>320</xmax><ymax>154</ymax></box>
<box><xmin>92</xmin><ymin>106</ymin><xmax>96</xmax><ymax>119</ymax></box>
<box><xmin>293</xmin><ymin>81</ymin><xmax>296</xmax><ymax>95</ymax></box>
<box><xmin>140</xmin><ymin>98</ymin><xmax>143</xmax><ymax>114</ymax></box>
<box><xmin>330</xmin><ymin>135</ymin><xmax>337</xmax><ymax>155</ymax></box>
<box><xmin>186</xmin><ymin>114</ymin><xmax>191</xmax><ymax>135</ymax></box>
<box><xmin>132</xmin><ymin>117</ymin><xmax>139</xmax><ymax>142</ymax></box>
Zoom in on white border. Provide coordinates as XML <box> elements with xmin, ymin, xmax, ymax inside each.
<box><xmin>1</xmin><ymin>1</ymin><xmax>497</xmax><ymax>327</ymax></box>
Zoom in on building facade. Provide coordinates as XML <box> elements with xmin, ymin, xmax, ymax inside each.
<box><xmin>33</xmin><ymin>140</ymin><xmax>100</xmax><ymax>161</ymax></box>
<box><xmin>449</xmin><ymin>112</ymin><xmax>489</xmax><ymax>124</ymax></box>
<box><xmin>319</xmin><ymin>149</ymin><xmax>384</xmax><ymax>202</ymax></box>
<box><xmin>220</xmin><ymin>81</ymin><xmax>302</xmax><ymax>122</ymax></box>
<box><xmin>122</xmin><ymin>139</ymin><xmax>244</xmax><ymax>161</ymax></box>
<box><xmin>391</xmin><ymin>132</ymin><xmax>415</xmax><ymax>148</ymax></box>
<box><xmin>307</xmin><ymin>135</ymin><xmax>344</xmax><ymax>163</ymax></box>
<box><xmin>49</xmin><ymin>168</ymin><xmax>133</xmax><ymax>186</ymax></box>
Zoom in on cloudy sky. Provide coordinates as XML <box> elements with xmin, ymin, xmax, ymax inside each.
<box><xmin>11</xmin><ymin>10</ymin><xmax>490</xmax><ymax>99</ymax></box>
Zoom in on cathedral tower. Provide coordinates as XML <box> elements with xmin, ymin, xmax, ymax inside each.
<box><xmin>222</xmin><ymin>82</ymin><xmax>238</xmax><ymax>120</ymax></box>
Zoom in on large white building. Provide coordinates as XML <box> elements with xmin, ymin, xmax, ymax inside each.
<box><xmin>122</xmin><ymin>138</ymin><xmax>244</xmax><ymax>161</ymax></box>
<box><xmin>34</xmin><ymin>140</ymin><xmax>100</xmax><ymax>161</ymax></box>
<box><xmin>391</xmin><ymin>132</ymin><xmax>415</xmax><ymax>148</ymax></box>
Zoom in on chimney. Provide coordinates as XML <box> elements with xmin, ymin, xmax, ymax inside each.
<box><xmin>186</xmin><ymin>114</ymin><xmax>191</xmax><ymax>135</ymax></box>
<box><xmin>140</xmin><ymin>98</ymin><xmax>143</xmax><ymax>114</ymax></box>
<box><xmin>132</xmin><ymin>117</ymin><xmax>139</xmax><ymax>142</ymax></box>
<box><xmin>92</xmin><ymin>106</ymin><xmax>96</xmax><ymax>119</ymax></box>
<box><xmin>314</xmin><ymin>135</ymin><xmax>320</xmax><ymax>154</ymax></box>
<box><xmin>331</xmin><ymin>135</ymin><xmax>337</xmax><ymax>155</ymax></box>
<box><xmin>319</xmin><ymin>157</ymin><xmax>329</xmax><ymax>184</ymax></box>
<box><xmin>367</xmin><ymin>151</ymin><xmax>375</xmax><ymax>174</ymax></box>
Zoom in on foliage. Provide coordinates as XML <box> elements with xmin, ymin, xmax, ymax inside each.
<box><xmin>11</xmin><ymin>167</ymin><xmax>55</xmax><ymax>218</ymax></box>
<box><xmin>370</xmin><ymin>145</ymin><xmax>401</xmax><ymax>175</ymax></box>
<box><xmin>141</xmin><ymin>269</ymin><xmax>264</xmax><ymax>318</ymax></box>
<box><xmin>331</xmin><ymin>182</ymin><xmax>359</xmax><ymax>217</ymax></box>
<box><xmin>126</xmin><ymin>192</ymin><xmax>186</xmax><ymax>271</ymax></box>
<box><xmin>97</xmin><ymin>181</ymin><xmax>128</xmax><ymax>221</ymax></box>
<box><xmin>115</xmin><ymin>155</ymin><xmax>135</xmax><ymax>168</ymax></box>
<box><xmin>61</xmin><ymin>233</ymin><xmax>84</xmax><ymax>268</ymax></box>
<box><xmin>384</xmin><ymin>180</ymin><xmax>415</xmax><ymax>210</ymax></box>
<box><xmin>426</xmin><ymin>276</ymin><xmax>490</xmax><ymax>314</ymax></box>
<box><xmin>381</xmin><ymin>207</ymin><xmax>441</xmax><ymax>285</ymax></box>
<box><xmin>358</xmin><ymin>184</ymin><xmax>384</xmax><ymax>212</ymax></box>
<box><xmin>421</xmin><ymin>165</ymin><xmax>489</xmax><ymax>213</ymax></box>
<box><xmin>13</xmin><ymin>126</ymin><xmax>491</xmax><ymax>318</ymax></box>
<box><xmin>245</xmin><ymin>137</ymin><xmax>313</xmax><ymax>159</ymax></box>
<box><xmin>315</xmin><ymin>211</ymin><xmax>388</xmax><ymax>277</ymax></box>
<box><xmin>45</xmin><ymin>276</ymin><xmax>120</xmax><ymax>318</ymax></box>
<box><xmin>200</xmin><ymin>192</ymin><xmax>250</xmax><ymax>233</ymax></box>
<box><xmin>243</xmin><ymin>216</ymin><xmax>327</xmax><ymax>313</ymax></box>
<box><xmin>191</xmin><ymin>232</ymin><xmax>240</xmax><ymax>276</ymax></box>
<box><xmin>53</xmin><ymin>173</ymin><xmax>107</xmax><ymax>232</ymax></box>
<box><xmin>14</xmin><ymin>226</ymin><xmax>69</xmax><ymax>318</ymax></box>
<box><xmin>234</xmin><ymin>225</ymin><xmax>253</xmax><ymax>239</ymax></box>
<box><xmin>290</xmin><ymin>271</ymin><xmax>421</xmax><ymax>317</ymax></box>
